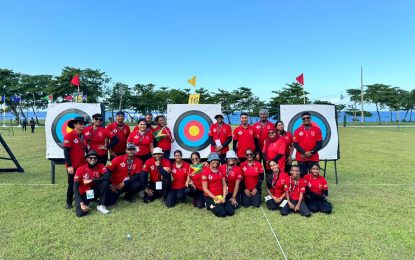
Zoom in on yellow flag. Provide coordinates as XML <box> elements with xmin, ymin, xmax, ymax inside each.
<box><xmin>188</xmin><ymin>94</ymin><xmax>200</xmax><ymax>104</ymax></box>
<box><xmin>187</xmin><ymin>76</ymin><xmax>196</xmax><ymax>87</ymax></box>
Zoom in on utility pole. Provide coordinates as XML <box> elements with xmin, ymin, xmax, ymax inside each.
<box><xmin>361</xmin><ymin>66</ymin><xmax>365</xmax><ymax>123</ymax></box>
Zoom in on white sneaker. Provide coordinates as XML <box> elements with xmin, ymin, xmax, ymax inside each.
<box><xmin>97</xmin><ymin>205</ymin><xmax>110</xmax><ymax>214</ymax></box>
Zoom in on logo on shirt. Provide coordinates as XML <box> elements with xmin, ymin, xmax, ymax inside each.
<box><xmin>98</xmin><ymin>132</ymin><xmax>103</xmax><ymax>137</ymax></box>
<box><xmin>120</xmin><ymin>162</ymin><xmax>125</xmax><ymax>168</ymax></box>
<box><xmin>256</xmin><ymin>125</ymin><xmax>260</xmax><ymax>129</ymax></box>
<box><xmin>150</xmin><ymin>165</ymin><xmax>155</xmax><ymax>171</ymax></box>
<box><xmin>238</xmin><ymin>131</ymin><xmax>242</xmax><ymax>135</ymax></box>
<box><xmin>242</xmin><ymin>167</ymin><xmax>247</xmax><ymax>171</ymax></box>
<box><xmin>73</xmin><ymin>139</ymin><xmax>78</xmax><ymax>143</ymax></box>
<box><xmin>213</xmin><ymin>128</ymin><xmax>217</xmax><ymax>132</ymax></box>
<box><xmin>299</xmin><ymin>131</ymin><xmax>304</xmax><ymax>136</ymax></box>
<box><xmin>208</xmin><ymin>175</ymin><xmax>213</xmax><ymax>180</ymax></box>
<box><xmin>83</xmin><ymin>173</ymin><xmax>90</xmax><ymax>180</ymax></box>
<box><xmin>311</xmin><ymin>131</ymin><xmax>315</xmax><ymax>136</ymax></box>
<box><xmin>85</xmin><ymin>132</ymin><xmax>90</xmax><ymax>136</ymax></box>
<box><xmin>249</xmin><ymin>130</ymin><xmax>253</xmax><ymax>134</ymax></box>
<box><xmin>112</xmin><ymin>129</ymin><xmax>118</xmax><ymax>133</ymax></box>
<box><xmin>172</xmin><ymin>169</ymin><xmax>177</xmax><ymax>174</ymax></box>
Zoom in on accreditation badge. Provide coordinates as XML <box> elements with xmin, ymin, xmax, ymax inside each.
<box><xmin>86</xmin><ymin>189</ymin><xmax>95</xmax><ymax>200</ymax></box>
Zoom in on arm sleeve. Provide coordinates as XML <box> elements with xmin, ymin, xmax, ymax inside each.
<box><xmin>254</xmin><ymin>138</ymin><xmax>260</xmax><ymax>153</ymax></box>
<box><xmin>92</xmin><ymin>171</ymin><xmax>110</xmax><ymax>184</ymax></box>
<box><xmin>293</xmin><ymin>142</ymin><xmax>306</xmax><ymax>154</ymax></box>
<box><xmin>157</xmin><ymin>165</ymin><xmax>171</xmax><ymax>180</ymax></box>
<box><xmin>222</xmin><ymin>136</ymin><xmax>232</xmax><ymax>147</ymax></box>
<box><xmin>107</xmin><ymin>136</ymin><xmax>120</xmax><ymax>149</ymax></box>
<box><xmin>73</xmin><ymin>182</ymin><xmax>81</xmax><ymax>202</ymax></box>
<box><xmin>311</xmin><ymin>141</ymin><xmax>323</xmax><ymax>154</ymax></box>
<box><xmin>208</xmin><ymin>136</ymin><xmax>216</xmax><ymax>147</ymax></box>
<box><xmin>233</xmin><ymin>140</ymin><xmax>237</xmax><ymax>152</ymax></box>
<box><xmin>63</xmin><ymin>147</ymin><xmax>72</xmax><ymax>166</ymax></box>
<box><xmin>272</xmin><ymin>154</ymin><xmax>283</xmax><ymax>162</ymax></box>
<box><xmin>255</xmin><ymin>173</ymin><xmax>264</xmax><ymax>190</ymax></box>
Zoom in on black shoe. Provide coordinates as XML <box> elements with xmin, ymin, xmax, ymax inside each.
<box><xmin>65</xmin><ymin>203</ymin><xmax>73</xmax><ymax>209</ymax></box>
<box><xmin>124</xmin><ymin>195</ymin><xmax>135</xmax><ymax>203</ymax></box>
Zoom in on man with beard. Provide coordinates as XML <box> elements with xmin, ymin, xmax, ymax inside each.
<box><xmin>107</xmin><ymin>111</ymin><xmax>130</xmax><ymax>159</ymax></box>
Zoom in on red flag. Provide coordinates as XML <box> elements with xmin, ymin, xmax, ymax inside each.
<box><xmin>64</xmin><ymin>95</ymin><xmax>73</xmax><ymax>101</ymax></box>
<box><xmin>296</xmin><ymin>73</ymin><xmax>304</xmax><ymax>86</ymax></box>
<box><xmin>70</xmin><ymin>74</ymin><xmax>80</xmax><ymax>87</ymax></box>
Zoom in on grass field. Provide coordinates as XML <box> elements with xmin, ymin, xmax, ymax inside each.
<box><xmin>0</xmin><ymin>127</ymin><xmax>414</xmax><ymax>259</ymax></box>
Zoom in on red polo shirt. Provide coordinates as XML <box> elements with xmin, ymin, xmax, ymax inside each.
<box><xmin>188</xmin><ymin>163</ymin><xmax>205</xmax><ymax>190</ymax></box>
<box><xmin>171</xmin><ymin>161</ymin><xmax>190</xmax><ymax>190</ymax></box>
<box><xmin>233</xmin><ymin>124</ymin><xmax>256</xmax><ymax>158</ymax></box>
<box><xmin>106</xmin><ymin>154</ymin><xmax>143</xmax><ymax>186</ymax></box>
<box><xmin>219</xmin><ymin>164</ymin><xmax>242</xmax><ymax>194</ymax></box>
<box><xmin>253</xmin><ymin>121</ymin><xmax>275</xmax><ymax>151</ymax></box>
<box><xmin>106</xmin><ymin>122</ymin><xmax>131</xmax><ymax>154</ymax></box>
<box><xmin>269</xmin><ymin>172</ymin><xmax>289</xmax><ymax>198</ymax></box>
<box><xmin>208</xmin><ymin>122</ymin><xmax>232</xmax><ymax>153</ymax></box>
<box><xmin>153</xmin><ymin>125</ymin><xmax>173</xmax><ymax>151</ymax></box>
<box><xmin>142</xmin><ymin>158</ymin><xmax>171</xmax><ymax>183</ymax></box>
<box><xmin>293</xmin><ymin>125</ymin><xmax>323</xmax><ymax>162</ymax></box>
<box><xmin>263</xmin><ymin>137</ymin><xmax>286</xmax><ymax>172</ymax></box>
<box><xmin>63</xmin><ymin>130</ymin><xmax>86</xmax><ymax>169</ymax></box>
<box><xmin>284</xmin><ymin>177</ymin><xmax>306</xmax><ymax>201</ymax></box>
<box><xmin>240</xmin><ymin>161</ymin><xmax>264</xmax><ymax>190</ymax></box>
<box><xmin>83</xmin><ymin>126</ymin><xmax>113</xmax><ymax>156</ymax></box>
<box><xmin>303</xmin><ymin>174</ymin><xmax>328</xmax><ymax>195</ymax></box>
<box><xmin>74</xmin><ymin>163</ymin><xmax>107</xmax><ymax>195</ymax></box>
<box><xmin>128</xmin><ymin>129</ymin><xmax>154</xmax><ymax>156</ymax></box>
<box><xmin>201</xmin><ymin>167</ymin><xmax>225</xmax><ymax>196</ymax></box>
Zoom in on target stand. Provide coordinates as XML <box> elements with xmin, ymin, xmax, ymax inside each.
<box><xmin>0</xmin><ymin>133</ymin><xmax>24</xmax><ymax>173</ymax></box>
<box><xmin>320</xmin><ymin>160</ymin><xmax>338</xmax><ymax>184</ymax></box>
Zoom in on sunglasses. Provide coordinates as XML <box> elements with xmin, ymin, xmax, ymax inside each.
<box><xmin>94</xmin><ymin>118</ymin><xmax>103</xmax><ymax>121</ymax></box>
<box><xmin>88</xmin><ymin>157</ymin><xmax>97</xmax><ymax>160</ymax></box>
<box><xmin>246</xmin><ymin>153</ymin><xmax>254</xmax><ymax>156</ymax></box>
<box><xmin>127</xmin><ymin>148</ymin><xmax>136</xmax><ymax>151</ymax></box>
<box><xmin>268</xmin><ymin>131</ymin><xmax>276</xmax><ymax>134</ymax></box>
<box><xmin>191</xmin><ymin>158</ymin><xmax>200</xmax><ymax>161</ymax></box>
<box><xmin>302</xmin><ymin>117</ymin><xmax>311</xmax><ymax>120</ymax></box>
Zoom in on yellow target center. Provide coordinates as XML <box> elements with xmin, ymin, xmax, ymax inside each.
<box><xmin>189</xmin><ymin>126</ymin><xmax>200</xmax><ymax>136</ymax></box>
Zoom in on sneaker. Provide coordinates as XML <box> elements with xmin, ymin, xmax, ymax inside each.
<box><xmin>97</xmin><ymin>205</ymin><xmax>110</xmax><ymax>214</ymax></box>
<box><xmin>65</xmin><ymin>203</ymin><xmax>73</xmax><ymax>209</ymax></box>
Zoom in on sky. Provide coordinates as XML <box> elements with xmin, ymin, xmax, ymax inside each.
<box><xmin>1</xmin><ymin>0</ymin><xmax>414</xmax><ymax>109</ymax></box>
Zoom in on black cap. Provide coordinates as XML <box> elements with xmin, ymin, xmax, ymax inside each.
<box><xmin>67</xmin><ymin>116</ymin><xmax>87</xmax><ymax>129</ymax></box>
<box><xmin>85</xmin><ymin>150</ymin><xmax>98</xmax><ymax>158</ymax></box>
<box><xmin>92</xmin><ymin>113</ymin><xmax>103</xmax><ymax>119</ymax></box>
<box><xmin>214</xmin><ymin>114</ymin><xmax>224</xmax><ymax>119</ymax></box>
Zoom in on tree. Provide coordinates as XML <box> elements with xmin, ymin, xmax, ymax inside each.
<box><xmin>346</xmin><ymin>89</ymin><xmax>362</xmax><ymax>122</ymax></box>
<box><xmin>365</xmin><ymin>84</ymin><xmax>391</xmax><ymax>124</ymax></box>
<box><xmin>233</xmin><ymin>87</ymin><xmax>260</xmax><ymax>123</ymax></box>
<box><xmin>0</xmin><ymin>68</ymin><xmax>22</xmax><ymax>123</ymax></box>
<box><xmin>167</xmin><ymin>88</ymin><xmax>190</xmax><ymax>104</ymax></box>
<box><xmin>210</xmin><ymin>89</ymin><xmax>238</xmax><ymax>123</ymax></box>
<box><xmin>313</xmin><ymin>100</ymin><xmax>334</xmax><ymax>105</ymax></box>
<box><xmin>195</xmin><ymin>88</ymin><xmax>212</xmax><ymax>104</ymax></box>
<box><xmin>106</xmin><ymin>82</ymin><xmax>131</xmax><ymax>118</ymax></box>
<box><xmin>401</xmin><ymin>89</ymin><xmax>415</xmax><ymax>122</ymax></box>
<box><xmin>385</xmin><ymin>87</ymin><xmax>405</xmax><ymax>122</ymax></box>
<box><xmin>268</xmin><ymin>82</ymin><xmax>310</xmax><ymax>119</ymax></box>
<box><xmin>130</xmin><ymin>83</ymin><xmax>158</xmax><ymax>115</ymax></box>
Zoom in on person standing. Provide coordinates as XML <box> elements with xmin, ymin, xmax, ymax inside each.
<box><xmin>262</xmin><ymin>129</ymin><xmax>286</xmax><ymax>174</ymax></box>
<box><xmin>145</xmin><ymin>113</ymin><xmax>154</xmax><ymax>131</ymax></box>
<box><xmin>208</xmin><ymin>114</ymin><xmax>232</xmax><ymax>164</ymax></box>
<box><xmin>106</xmin><ymin>111</ymin><xmax>130</xmax><ymax>159</ymax></box>
<box><xmin>253</xmin><ymin>109</ymin><xmax>274</xmax><ymax>166</ymax></box>
<box><xmin>29</xmin><ymin>118</ymin><xmax>35</xmax><ymax>133</ymax></box>
<box><xmin>153</xmin><ymin>115</ymin><xmax>174</xmax><ymax>159</ymax></box>
<box><xmin>22</xmin><ymin>119</ymin><xmax>27</xmax><ymax>132</ymax></box>
<box><xmin>275</xmin><ymin>121</ymin><xmax>294</xmax><ymax>173</ymax></box>
<box><xmin>63</xmin><ymin>116</ymin><xmax>87</xmax><ymax>209</ymax></box>
<box><xmin>233</xmin><ymin>113</ymin><xmax>259</xmax><ymax>163</ymax></box>
<box><xmin>128</xmin><ymin>118</ymin><xmax>154</xmax><ymax>162</ymax></box>
<box><xmin>281</xmin><ymin>165</ymin><xmax>311</xmax><ymax>217</ymax></box>
<box><xmin>293</xmin><ymin>112</ymin><xmax>323</xmax><ymax>177</ymax></box>
<box><xmin>240</xmin><ymin>149</ymin><xmax>264</xmax><ymax>208</ymax></box>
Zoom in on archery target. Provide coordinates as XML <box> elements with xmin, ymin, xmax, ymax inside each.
<box><xmin>168</xmin><ymin>104</ymin><xmax>221</xmax><ymax>159</ymax></box>
<box><xmin>280</xmin><ymin>105</ymin><xmax>339</xmax><ymax>160</ymax></box>
<box><xmin>45</xmin><ymin>103</ymin><xmax>103</xmax><ymax>159</ymax></box>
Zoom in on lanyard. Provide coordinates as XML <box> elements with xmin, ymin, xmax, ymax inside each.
<box><xmin>136</xmin><ymin>131</ymin><xmax>145</xmax><ymax>146</ymax></box>
<box><xmin>289</xmin><ymin>178</ymin><xmax>299</xmax><ymax>192</ymax></box>
<box><xmin>126</xmin><ymin>159</ymin><xmax>134</xmax><ymax>176</ymax></box>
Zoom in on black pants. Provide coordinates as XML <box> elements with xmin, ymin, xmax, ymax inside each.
<box><xmin>266</xmin><ymin>198</ymin><xmax>284</xmax><ymax>211</ymax></box>
<box><xmin>144</xmin><ymin>179</ymin><xmax>171</xmax><ymax>203</ymax></box>
<box><xmin>225</xmin><ymin>192</ymin><xmax>241</xmax><ymax>209</ymax></box>
<box><xmin>162</xmin><ymin>150</ymin><xmax>171</xmax><ymax>160</ymax></box>
<box><xmin>31</xmin><ymin>126</ymin><xmax>35</xmax><ymax>133</ymax></box>
<box><xmin>165</xmin><ymin>188</ymin><xmax>186</xmax><ymax>208</ymax></box>
<box><xmin>205</xmin><ymin>197</ymin><xmax>234</xmax><ymax>217</ymax></box>
<box><xmin>298</xmin><ymin>161</ymin><xmax>317</xmax><ymax>177</ymax></box>
<box><xmin>66</xmin><ymin>173</ymin><xmax>75</xmax><ymax>205</ymax></box>
<box><xmin>105</xmin><ymin>180</ymin><xmax>146</xmax><ymax>206</ymax></box>
<box><xmin>241</xmin><ymin>188</ymin><xmax>262</xmax><ymax>208</ymax></box>
<box><xmin>306</xmin><ymin>198</ymin><xmax>332</xmax><ymax>214</ymax></box>
<box><xmin>97</xmin><ymin>155</ymin><xmax>108</xmax><ymax>165</ymax></box>
<box><xmin>75</xmin><ymin>181</ymin><xmax>109</xmax><ymax>217</ymax></box>
<box><xmin>281</xmin><ymin>200</ymin><xmax>311</xmax><ymax>217</ymax></box>
<box><xmin>22</xmin><ymin>125</ymin><xmax>27</xmax><ymax>131</ymax></box>
<box><xmin>185</xmin><ymin>187</ymin><xmax>205</xmax><ymax>208</ymax></box>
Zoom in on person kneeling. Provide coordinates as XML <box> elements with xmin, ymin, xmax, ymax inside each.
<box><xmin>281</xmin><ymin>165</ymin><xmax>311</xmax><ymax>217</ymax></box>
<box><xmin>202</xmin><ymin>153</ymin><xmax>234</xmax><ymax>217</ymax></box>
<box><xmin>73</xmin><ymin>150</ymin><xmax>110</xmax><ymax>217</ymax></box>
<box><xmin>303</xmin><ymin>163</ymin><xmax>332</xmax><ymax>214</ymax></box>
<box><xmin>105</xmin><ymin>144</ymin><xmax>147</xmax><ymax>206</ymax></box>
<box><xmin>240</xmin><ymin>149</ymin><xmax>264</xmax><ymax>208</ymax></box>
<box><xmin>165</xmin><ymin>150</ymin><xmax>189</xmax><ymax>208</ymax></box>
<box><xmin>265</xmin><ymin>161</ymin><xmax>289</xmax><ymax>210</ymax></box>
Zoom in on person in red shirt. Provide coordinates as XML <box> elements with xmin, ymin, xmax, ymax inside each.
<box><xmin>293</xmin><ymin>112</ymin><xmax>323</xmax><ymax>177</ymax></box>
<box><xmin>262</xmin><ymin>129</ymin><xmax>286</xmax><ymax>175</ymax></box>
<box><xmin>219</xmin><ymin>151</ymin><xmax>242</xmax><ymax>209</ymax></box>
<box><xmin>153</xmin><ymin>115</ymin><xmax>174</xmax><ymax>159</ymax></box>
<box><xmin>303</xmin><ymin>163</ymin><xmax>332</xmax><ymax>214</ymax></box>
<box><xmin>83</xmin><ymin>113</ymin><xmax>118</xmax><ymax>165</ymax></box>
<box><xmin>233</xmin><ymin>113</ymin><xmax>260</xmax><ymax>163</ymax></box>
<box><xmin>253</xmin><ymin>109</ymin><xmax>275</xmax><ymax>167</ymax></box>
<box><xmin>208</xmin><ymin>114</ymin><xmax>233</xmax><ymax>164</ymax></box>
<box><xmin>165</xmin><ymin>150</ymin><xmax>190</xmax><ymax>207</ymax></box>
<box><xmin>104</xmin><ymin>143</ymin><xmax>146</xmax><ymax>206</ymax></box>
<box><xmin>240</xmin><ymin>149</ymin><xmax>264</xmax><ymax>208</ymax></box>
<box><xmin>275</xmin><ymin>120</ymin><xmax>294</xmax><ymax>173</ymax></box>
<box><xmin>63</xmin><ymin>116</ymin><xmax>87</xmax><ymax>209</ymax></box>
<box><xmin>107</xmin><ymin>111</ymin><xmax>131</xmax><ymax>159</ymax></box>
<box><xmin>185</xmin><ymin>152</ymin><xmax>206</xmax><ymax>209</ymax></box>
<box><xmin>281</xmin><ymin>165</ymin><xmax>311</xmax><ymax>217</ymax></box>
<box><xmin>145</xmin><ymin>113</ymin><xmax>155</xmax><ymax>130</ymax></box>
<box><xmin>128</xmin><ymin>118</ymin><xmax>154</xmax><ymax>162</ymax></box>
<box><xmin>73</xmin><ymin>150</ymin><xmax>110</xmax><ymax>217</ymax></box>
<box><xmin>265</xmin><ymin>161</ymin><xmax>289</xmax><ymax>210</ymax></box>
<box><xmin>142</xmin><ymin>147</ymin><xmax>171</xmax><ymax>203</ymax></box>
<box><xmin>202</xmin><ymin>153</ymin><xmax>234</xmax><ymax>217</ymax></box>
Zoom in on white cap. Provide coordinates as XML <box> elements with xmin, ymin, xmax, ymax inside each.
<box><xmin>225</xmin><ymin>150</ymin><xmax>238</xmax><ymax>159</ymax></box>
<box><xmin>152</xmin><ymin>147</ymin><xmax>163</xmax><ymax>154</ymax></box>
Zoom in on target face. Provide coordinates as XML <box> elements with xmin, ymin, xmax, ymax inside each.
<box><xmin>287</xmin><ymin>111</ymin><xmax>331</xmax><ymax>149</ymax></box>
<box><xmin>51</xmin><ymin>109</ymin><xmax>90</xmax><ymax>148</ymax></box>
<box><xmin>173</xmin><ymin>110</ymin><xmax>213</xmax><ymax>151</ymax></box>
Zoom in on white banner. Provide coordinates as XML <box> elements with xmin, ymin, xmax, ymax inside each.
<box><xmin>45</xmin><ymin>103</ymin><xmax>103</xmax><ymax>159</ymax></box>
<box><xmin>167</xmin><ymin>104</ymin><xmax>221</xmax><ymax>158</ymax></box>
<box><xmin>280</xmin><ymin>104</ymin><xmax>340</xmax><ymax>160</ymax></box>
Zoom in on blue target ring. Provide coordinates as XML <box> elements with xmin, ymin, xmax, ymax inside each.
<box><xmin>52</xmin><ymin>109</ymin><xmax>90</xmax><ymax>148</ymax></box>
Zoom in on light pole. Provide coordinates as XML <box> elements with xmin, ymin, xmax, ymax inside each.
<box><xmin>360</xmin><ymin>66</ymin><xmax>364</xmax><ymax>123</ymax></box>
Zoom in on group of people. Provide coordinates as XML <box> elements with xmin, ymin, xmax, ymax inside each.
<box><xmin>63</xmin><ymin>110</ymin><xmax>332</xmax><ymax>218</ymax></box>
<box><xmin>21</xmin><ymin>117</ymin><xmax>36</xmax><ymax>133</ymax></box>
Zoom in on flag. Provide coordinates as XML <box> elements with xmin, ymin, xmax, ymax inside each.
<box><xmin>70</xmin><ymin>74</ymin><xmax>80</xmax><ymax>87</ymax></box>
<box><xmin>296</xmin><ymin>73</ymin><xmax>304</xmax><ymax>86</ymax></box>
<box><xmin>0</xmin><ymin>95</ymin><xmax>5</xmax><ymax>102</ymax></box>
<box><xmin>189</xmin><ymin>163</ymin><xmax>204</xmax><ymax>176</ymax></box>
<box><xmin>82</xmin><ymin>95</ymin><xmax>87</xmax><ymax>102</ymax></box>
<box><xmin>187</xmin><ymin>76</ymin><xmax>196</xmax><ymax>87</ymax></box>
<box><xmin>153</xmin><ymin>128</ymin><xmax>168</xmax><ymax>142</ymax></box>
<box><xmin>57</xmin><ymin>96</ymin><xmax>63</xmax><ymax>102</ymax></box>
<box><xmin>64</xmin><ymin>95</ymin><xmax>73</xmax><ymax>102</ymax></box>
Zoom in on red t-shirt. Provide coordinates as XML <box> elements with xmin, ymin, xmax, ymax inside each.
<box><xmin>83</xmin><ymin>126</ymin><xmax>113</xmax><ymax>156</ymax></box>
<box><xmin>284</xmin><ymin>177</ymin><xmax>306</xmax><ymax>201</ymax></box>
<box><xmin>188</xmin><ymin>163</ymin><xmax>205</xmax><ymax>190</ymax></box>
<box><xmin>142</xmin><ymin>158</ymin><xmax>171</xmax><ymax>183</ymax></box>
<box><xmin>269</xmin><ymin>172</ymin><xmax>289</xmax><ymax>198</ymax></box>
<box><xmin>293</xmin><ymin>125</ymin><xmax>323</xmax><ymax>162</ymax></box>
<box><xmin>74</xmin><ymin>163</ymin><xmax>107</xmax><ymax>195</ymax></box>
<box><xmin>106</xmin><ymin>122</ymin><xmax>131</xmax><ymax>154</ymax></box>
<box><xmin>280</xmin><ymin>131</ymin><xmax>293</xmax><ymax>156</ymax></box>
<box><xmin>303</xmin><ymin>174</ymin><xmax>328</xmax><ymax>195</ymax></box>
<box><xmin>106</xmin><ymin>154</ymin><xmax>143</xmax><ymax>186</ymax></box>
<box><xmin>128</xmin><ymin>129</ymin><xmax>154</xmax><ymax>156</ymax></box>
<box><xmin>201</xmin><ymin>167</ymin><xmax>225</xmax><ymax>196</ymax></box>
<box><xmin>171</xmin><ymin>161</ymin><xmax>190</xmax><ymax>190</ymax></box>
<box><xmin>219</xmin><ymin>164</ymin><xmax>242</xmax><ymax>194</ymax></box>
<box><xmin>63</xmin><ymin>130</ymin><xmax>86</xmax><ymax>169</ymax></box>
<box><xmin>233</xmin><ymin>124</ymin><xmax>256</xmax><ymax>158</ymax></box>
<box><xmin>153</xmin><ymin>125</ymin><xmax>173</xmax><ymax>151</ymax></box>
<box><xmin>253</xmin><ymin>121</ymin><xmax>275</xmax><ymax>151</ymax></box>
<box><xmin>208</xmin><ymin>123</ymin><xmax>232</xmax><ymax>153</ymax></box>
<box><xmin>263</xmin><ymin>137</ymin><xmax>286</xmax><ymax>171</ymax></box>
<box><xmin>240</xmin><ymin>161</ymin><xmax>264</xmax><ymax>190</ymax></box>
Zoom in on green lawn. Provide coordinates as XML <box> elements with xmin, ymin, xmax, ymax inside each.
<box><xmin>0</xmin><ymin>127</ymin><xmax>414</xmax><ymax>259</ymax></box>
